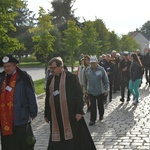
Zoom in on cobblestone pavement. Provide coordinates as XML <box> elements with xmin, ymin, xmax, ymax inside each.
<box><xmin>32</xmin><ymin>79</ymin><xmax>150</xmax><ymax>150</ymax></box>
<box><xmin>0</xmin><ymin>79</ymin><xmax>149</xmax><ymax>150</ymax></box>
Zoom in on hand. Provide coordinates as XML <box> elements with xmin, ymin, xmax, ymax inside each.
<box><xmin>45</xmin><ymin>117</ymin><xmax>49</xmax><ymax>123</ymax></box>
<box><xmin>75</xmin><ymin>114</ymin><xmax>83</xmax><ymax>121</ymax></box>
<box><xmin>104</xmin><ymin>91</ymin><xmax>108</xmax><ymax>96</ymax></box>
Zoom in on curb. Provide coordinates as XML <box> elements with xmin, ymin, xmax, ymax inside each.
<box><xmin>37</xmin><ymin>93</ymin><xmax>45</xmax><ymax>99</ymax></box>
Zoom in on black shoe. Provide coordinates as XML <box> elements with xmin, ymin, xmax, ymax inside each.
<box><xmin>89</xmin><ymin>121</ymin><xmax>95</xmax><ymax>126</ymax></box>
<box><xmin>120</xmin><ymin>98</ymin><xmax>124</xmax><ymax>102</ymax></box>
<box><xmin>86</xmin><ymin>107</ymin><xmax>91</xmax><ymax>113</ymax></box>
<box><xmin>127</xmin><ymin>98</ymin><xmax>130</xmax><ymax>101</ymax></box>
<box><xmin>99</xmin><ymin>116</ymin><xmax>103</xmax><ymax>121</ymax></box>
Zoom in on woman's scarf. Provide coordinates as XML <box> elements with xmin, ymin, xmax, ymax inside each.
<box><xmin>49</xmin><ymin>69</ymin><xmax>73</xmax><ymax>141</ymax></box>
<box><xmin>0</xmin><ymin>71</ymin><xmax>18</xmax><ymax>135</ymax></box>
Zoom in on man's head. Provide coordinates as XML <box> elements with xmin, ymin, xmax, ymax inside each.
<box><xmin>105</xmin><ymin>54</ymin><xmax>111</xmax><ymax>62</ymax></box>
<box><xmin>136</xmin><ymin>49</ymin><xmax>140</xmax><ymax>55</ymax></box>
<box><xmin>0</xmin><ymin>54</ymin><xmax>19</xmax><ymax>75</ymax></box>
<box><xmin>111</xmin><ymin>50</ymin><xmax>116</xmax><ymax>57</ymax></box>
<box><xmin>90</xmin><ymin>56</ymin><xmax>98</xmax><ymax>69</ymax></box>
<box><xmin>48</xmin><ymin>57</ymin><xmax>63</xmax><ymax>75</ymax></box>
<box><xmin>123</xmin><ymin>51</ymin><xmax>129</xmax><ymax>60</ymax></box>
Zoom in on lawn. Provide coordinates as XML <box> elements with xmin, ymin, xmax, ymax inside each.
<box><xmin>34</xmin><ymin>78</ymin><xmax>45</xmax><ymax>95</ymax></box>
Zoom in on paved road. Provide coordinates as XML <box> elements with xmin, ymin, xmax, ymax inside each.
<box><xmin>32</xmin><ymin>78</ymin><xmax>150</xmax><ymax>150</ymax></box>
<box><xmin>0</xmin><ymin>67</ymin><xmax>77</xmax><ymax>81</ymax></box>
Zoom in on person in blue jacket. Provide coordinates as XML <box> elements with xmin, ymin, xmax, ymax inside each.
<box><xmin>0</xmin><ymin>54</ymin><xmax>38</xmax><ymax>150</ymax></box>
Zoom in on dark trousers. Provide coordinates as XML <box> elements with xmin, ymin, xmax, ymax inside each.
<box><xmin>88</xmin><ymin>94</ymin><xmax>104</xmax><ymax>122</ymax></box>
<box><xmin>1</xmin><ymin>124</ymin><xmax>34</xmax><ymax>150</ymax></box>
<box><xmin>109</xmin><ymin>80</ymin><xmax>113</xmax><ymax>101</ymax></box>
<box><xmin>120</xmin><ymin>77</ymin><xmax>130</xmax><ymax>100</ymax></box>
<box><xmin>145</xmin><ymin>67</ymin><xmax>150</xmax><ymax>83</ymax></box>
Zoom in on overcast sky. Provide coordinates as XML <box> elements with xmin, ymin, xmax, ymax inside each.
<box><xmin>27</xmin><ymin>0</ymin><xmax>150</xmax><ymax>35</ymax></box>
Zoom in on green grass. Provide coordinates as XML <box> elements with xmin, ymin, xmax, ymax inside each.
<box><xmin>19</xmin><ymin>62</ymin><xmax>44</xmax><ymax>68</ymax></box>
<box><xmin>34</xmin><ymin>78</ymin><xmax>45</xmax><ymax>95</ymax></box>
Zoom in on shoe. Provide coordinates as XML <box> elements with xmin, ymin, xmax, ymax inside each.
<box><xmin>146</xmin><ymin>81</ymin><xmax>148</xmax><ymax>84</ymax></box>
<box><xmin>120</xmin><ymin>98</ymin><xmax>124</xmax><ymax>102</ymax></box>
<box><xmin>127</xmin><ymin>98</ymin><xmax>130</xmax><ymax>101</ymax></box>
<box><xmin>133</xmin><ymin>100</ymin><xmax>138</xmax><ymax>105</ymax></box>
<box><xmin>89</xmin><ymin>121</ymin><xmax>95</xmax><ymax>126</ymax></box>
<box><xmin>99</xmin><ymin>116</ymin><xmax>103</xmax><ymax>121</ymax></box>
<box><xmin>86</xmin><ymin>107</ymin><xmax>91</xmax><ymax>113</ymax></box>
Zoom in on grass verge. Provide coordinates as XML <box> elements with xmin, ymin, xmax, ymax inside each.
<box><xmin>34</xmin><ymin>78</ymin><xmax>45</xmax><ymax>95</ymax></box>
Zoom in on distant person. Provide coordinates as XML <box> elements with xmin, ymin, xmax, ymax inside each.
<box><xmin>44</xmin><ymin>57</ymin><xmax>96</xmax><ymax>150</ymax></box>
<box><xmin>119</xmin><ymin>52</ymin><xmax>131</xmax><ymax>102</ymax></box>
<box><xmin>143</xmin><ymin>48</ymin><xmax>150</xmax><ymax>85</ymax></box>
<box><xmin>0</xmin><ymin>54</ymin><xmax>38</xmax><ymax>150</ymax></box>
<box><xmin>129</xmin><ymin>53</ymin><xmax>143</xmax><ymax>105</ymax></box>
<box><xmin>102</xmin><ymin>54</ymin><xmax>115</xmax><ymax>102</ymax></box>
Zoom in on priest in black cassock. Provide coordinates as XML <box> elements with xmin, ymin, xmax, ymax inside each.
<box><xmin>44</xmin><ymin>57</ymin><xmax>96</xmax><ymax>150</ymax></box>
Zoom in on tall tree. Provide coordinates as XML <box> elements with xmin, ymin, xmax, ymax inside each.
<box><xmin>11</xmin><ymin>0</ymin><xmax>37</xmax><ymax>59</ymax></box>
<box><xmin>93</xmin><ymin>19</ymin><xmax>110</xmax><ymax>55</ymax></box>
<box><xmin>0</xmin><ymin>0</ymin><xmax>24</xmax><ymax>57</ymax></box>
<box><xmin>50</xmin><ymin>0</ymin><xmax>76</xmax><ymax>26</ymax></box>
<box><xmin>63</xmin><ymin>20</ymin><xmax>82</xmax><ymax>72</ymax></box>
<box><xmin>29</xmin><ymin>7</ymin><xmax>55</xmax><ymax>71</ymax></box>
<box><xmin>109</xmin><ymin>31</ymin><xmax>120</xmax><ymax>52</ymax></box>
<box><xmin>140</xmin><ymin>20</ymin><xmax>150</xmax><ymax>40</ymax></box>
<box><xmin>80</xmin><ymin>21</ymin><xmax>100</xmax><ymax>56</ymax></box>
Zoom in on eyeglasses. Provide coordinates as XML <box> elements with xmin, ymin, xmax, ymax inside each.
<box><xmin>49</xmin><ymin>66</ymin><xmax>57</xmax><ymax>70</ymax></box>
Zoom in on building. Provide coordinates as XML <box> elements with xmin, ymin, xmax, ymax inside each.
<box><xmin>129</xmin><ymin>31</ymin><xmax>149</xmax><ymax>54</ymax></box>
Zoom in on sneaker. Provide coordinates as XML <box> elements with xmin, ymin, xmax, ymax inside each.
<box><xmin>133</xmin><ymin>100</ymin><xmax>138</xmax><ymax>105</ymax></box>
<box><xmin>89</xmin><ymin>121</ymin><xmax>95</xmax><ymax>126</ymax></box>
<box><xmin>127</xmin><ymin>98</ymin><xmax>130</xmax><ymax>101</ymax></box>
<box><xmin>99</xmin><ymin>116</ymin><xmax>103</xmax><ymax>121</ymax></box>
<box><xmin>120</xmin><ymin>98</ymin><xmax>124</xmax><ymax>102</ymax></box>
<box><xmin>86</xmin><ymin>107</ymin><xmax>91</xmax><ymax>113</ymax></box>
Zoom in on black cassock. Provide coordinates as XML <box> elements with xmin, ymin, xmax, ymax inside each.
<box><xmin>46</xmin><ymin>73</ymin><xmax>96</xmax><ymax>150</ymax></box>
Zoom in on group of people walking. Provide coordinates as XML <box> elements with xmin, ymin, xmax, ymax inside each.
<box><xmin>0</xmin><ymin>55</ymin><xmax>96</xmax><ymax>150</ymax></box>
<box><xmin>0</xmin><ymin>48</ymin><xmax>149</xmax><ymax>150</ymax></box>
<box><xmin>77</xmin><ymin>48</ymin><xmax>149</xmax><ymax>126</ymax></box>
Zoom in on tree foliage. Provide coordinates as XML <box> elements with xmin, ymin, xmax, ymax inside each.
<box><xmin>80</xmin><ymin>21</ymin><xmax>100</xmax><ymax>56</ymax></box>
<box><xmin>120</xmin><ymin>35</ymin><xmax>140</xmax><ymax>52</ymax></box>
<box><xmin>140</xmin><ymin>20</ymin><xmax>150</xmax><ymax>40</ymax></box>
<box><xmin>29</xmin><ymin>7</ymin><xmax>55</xmax><ymax>70</ymax></box>
<box><xmin>50</xmin><ymin>0</ymin><xmax>76</xmax><ymax>26</ymax></box>
<box><xmin>11</xmin><ymin>0</ymin><xmax>37</xmax><ymax>59</ymax></box>
<box><xmin>0</xmin><ymin>0</ymin><xmax>24</xmax><ymax>57</ymax></box>
<box><xmin>63</xmin><ymin>20</ymin><xmax>82</xmax><ymax>72</ymax></box>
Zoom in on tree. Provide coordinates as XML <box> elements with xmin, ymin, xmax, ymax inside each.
<box><xmin>120</xmin><ymin>35</ymin><xmax>140</xmax><ymax>52</ymax></box>
<box><xmin>29</xmin><ymin>7</ymin><xmax>55</xmax><ymax>71</ymax></box>
<box><xmin>80</xmin><ymin>21</ymin><xmax>100</xmax><ymax>56</ymax></box>
<box><xmin>11</xmin><ymin>0</ymin><xmax>37</xmax><ymax>59</ymax></box>
<box><xmin>109</xmin><ymin>31</ymin><xmax>120</xmax><ymax>52</ymax></box>
<box><xmin>0</xmin><ymin>0</ymin><xmax>24</xmax><ymax>57</ymax></box>
<box><xmin>140</xmin><ymin>20</ymin><xmax>150</xmax><ymax>40</ymax></box>
<box><xmin>93</xmin><ymin>19</ymin><xmax>110</xmax><ymax>55</ymax></box>
<box><xmin>63</xmin><ymin>20</ymin><xmax>82</xmax><ymax>72</ymax></box>
<box><xmin>50</xmin><ymin>0</ymin><xmax>76</xmax><ymax>26</ymax></box>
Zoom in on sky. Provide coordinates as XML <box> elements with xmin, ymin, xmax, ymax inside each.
<box><xmin>27</xmin><ymin>0</ymin><xmax>150</xmax><ymax>35</ymax></box>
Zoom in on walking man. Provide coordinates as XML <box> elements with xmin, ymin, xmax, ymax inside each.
<box><xmin>0</xmin><ymin>54</ymin><xmax>38</xmax><ymax>150</ymax></box>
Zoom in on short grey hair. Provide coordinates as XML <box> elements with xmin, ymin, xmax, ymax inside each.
<box><xmin>48</xmin><ymin>57</ymin><xmax>63</xmax><ymax>67</ymax></box>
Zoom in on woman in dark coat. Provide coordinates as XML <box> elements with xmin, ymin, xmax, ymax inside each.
<box><xmin>129</xmin><ymin>53</ymin><xmax>143</xmax><ymax>105</ymax></box>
